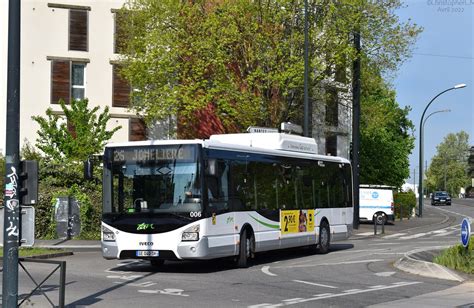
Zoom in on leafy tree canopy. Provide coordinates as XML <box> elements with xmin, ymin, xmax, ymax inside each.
<box><xmin>359</xmin><ymin>65</ymin><xmax>414</xmax><ymax>188</ymax></box>
<box><xmin>118</xmin><ymin>0</ymin><xmax>421</xmax><ymax>138</ymax></box>
<box><xmin>32</xmin><ymin>99</ymin><xmax>121</xmax><ymax>161</ymax></box>
<box><xmin>425</xmin><ymin>131</ymin><xmax>470</xmax><ymax>196</ymax></box>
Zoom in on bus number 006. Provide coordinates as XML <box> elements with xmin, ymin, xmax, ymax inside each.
<box><xmin>190</xmin><ymin>211</ymin><xmax>202</xmax><ymax>218</ymax></box>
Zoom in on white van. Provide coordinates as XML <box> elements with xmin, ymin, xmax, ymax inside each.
<box><xmin>359</xmin><ymin>185</ymin><xmax>394</xmax><ymax>224</ymax></box>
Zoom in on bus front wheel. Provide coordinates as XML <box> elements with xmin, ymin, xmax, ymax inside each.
<box><xmin>318</xmin><ymin>221</ymin><xmax>330</xmax><ymax>254</ymax></box>
<box><xmin>237</xmin><ymin>229</ymin><xmax>253</xmax><ymax>268</ymax></box>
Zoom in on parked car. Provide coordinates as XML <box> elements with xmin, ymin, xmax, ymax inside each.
<box><xmin>431</xmin><ymin>191</ymin><xmax>451</xmax><ymax>206</ymax></box>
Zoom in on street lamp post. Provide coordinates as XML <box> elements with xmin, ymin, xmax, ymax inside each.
<box><xmin>418</xmin><ymin>84</ymin><xmax>466</xmax><ymax>217</ymax></box>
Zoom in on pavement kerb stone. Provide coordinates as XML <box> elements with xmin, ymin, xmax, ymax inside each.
<box><xmin>394</xmin><ymin>246</ymin><xmax>465</xmax><ymax>282</ymax></box>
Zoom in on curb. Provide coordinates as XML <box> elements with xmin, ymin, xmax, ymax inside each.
<box><xmin>394</xmin><ymin>246</ymin><xmax>465</xmax><ymax>282</ymax></box>
<box><xmin>35</xmin><ymin>245</ymin><xmax>101</xmax><ymax>253</ymax></box>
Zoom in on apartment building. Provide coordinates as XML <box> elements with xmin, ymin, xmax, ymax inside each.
<box><xmin>0</xmin><ymin>0</ymin><xmax>147</xmax><ymax>155</ymax></box>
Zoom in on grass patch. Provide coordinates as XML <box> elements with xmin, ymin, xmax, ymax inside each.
<box><xmin>0</xmin><ymin>247</ymin><xmax>64</xmax><ymax>258</ymax></box>
<box><xmin>433</xmin><ymin>238</ymin><xmax>474</xmax><ymax>275</ymax></box>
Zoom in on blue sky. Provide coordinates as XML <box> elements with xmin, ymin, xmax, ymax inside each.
<box><xmin>394</xmin><ymin>1</ymin><xmax>474</xmax><ymax>184</ymax></box>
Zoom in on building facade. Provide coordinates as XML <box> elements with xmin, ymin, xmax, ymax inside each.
<box><xmin>0</xmin><ymin>0</ymin><xmax>146</xmax><ymax>155</ymax></box>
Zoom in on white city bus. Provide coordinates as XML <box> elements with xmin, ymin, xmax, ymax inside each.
<box><xmin>100</xmin><ymin>128</ymin><xmax>353</xmax><ymax>267</ymax></box>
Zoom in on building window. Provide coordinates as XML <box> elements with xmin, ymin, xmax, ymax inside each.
<box><xmin>51</xmin><ymin>59</ymin><xmax>87</xmax><ymax>104</ymax></box>
<box><xmin>112</xmin><ymin>64</ymin><xmax>130</xmax><ymax>108</ymax></box>
<box><xmin>325</xmin><ymin>88</ymin><xmax>338</xmax><ymax>127</ymax></box>
<box><xmin>69</xmin><ymin>9</ymin><xmax>88</xmax><ymax>51</ymax></box>
<box><xmin>114</xmin><ymin>11</ymin><xmax>127</xmax><ymax>54</ymax></box>
<box><xmin>326</xmin><ymin>134</ymin><xmax>337</xmax><ymax>156</ymax></box>
<box><xmin>71</xmin><ymin>63</ymin><xmax>86</xmax><ymax>101</ymax></box>
<box><xmin>129</xmin><ymin>118</ymin><xmax>147</xmax><ymax>141</ymax></box>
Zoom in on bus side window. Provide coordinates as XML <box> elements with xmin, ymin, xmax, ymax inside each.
<box><xmin>206</xmin><ymin>160</ymin><xmax>231</xmax><ymax>213</ymax></box>
<box><xmin>229</xmin><ymin>161</ymin><xmax>248</xmax><ymax>211</ymax></box>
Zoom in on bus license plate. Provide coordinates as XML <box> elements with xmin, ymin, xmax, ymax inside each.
<box><xmin>136</xmin><ymin>250</ymin><xmax>159</xmax><ymax>257</ymax></box>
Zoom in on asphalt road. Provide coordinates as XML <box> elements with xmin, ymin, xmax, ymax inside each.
<box><xmin>4</xmin><ymin>199</ymin><xmax>474</xmax><ymax>307</ymax></box>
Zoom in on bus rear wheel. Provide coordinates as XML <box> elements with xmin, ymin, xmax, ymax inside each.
<box><xmin>237</xmin><ymin>229</ymin><xmax>253</xmax><ymax>268</ymax></box>
<box><xmin>318</xmin><ymin>221</ymin><xmax>330</xmax><ymax>254</ymax></box>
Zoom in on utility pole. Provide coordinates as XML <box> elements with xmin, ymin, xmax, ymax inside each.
<box><xmin>352</xmin><ymin>30</ymin><xmax>361</xmax><ymax>230</ymax></box>
<box><xmin>303</xmin><ymin>0</ymin><xmax>310</xmax><ymax>137</ymax></box>
<box><xmin>3</xmin><ymin>0</ymin><xmax>21</xmax><ymax>307</ymax></box>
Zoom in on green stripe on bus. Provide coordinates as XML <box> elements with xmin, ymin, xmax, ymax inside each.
<box><xmin>248</xmin><ymin>214</ymin><xmax>280</xmax><ymax>229</ymax></box>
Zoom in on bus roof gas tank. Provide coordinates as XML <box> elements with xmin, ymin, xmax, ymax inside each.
<box><xmin>209</xmin><ymin>132</ymin><xmax>318</xmax><ymax>154</ymax></box>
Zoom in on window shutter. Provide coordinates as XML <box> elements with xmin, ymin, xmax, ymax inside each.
<box><xmin>69</xmin><ymin>10</ymin><xmax>88</xmax><ymax>51</ymax></box>
<box><xmin>51</xmin><ymin>60</ymin><xmax>70</xmax><ymax>104</ymax></box>
<box><xmin>129</xmin><ymin>118</ymin><xmax>147</xmax><ymax>141</ymax></box>
<box><xmin>112</xmin><ymin>65</ymin><xmax>131</xmax><ymax>108</ymax></box>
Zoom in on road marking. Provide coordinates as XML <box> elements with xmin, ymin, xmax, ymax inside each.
<box><xmin>369</xmin><ymin>285</ymin><xmax>387</xmax><ymax>288</ymax></box>
<box><xmin>343</xmin><ymin>289</ymin><xmax>362</xmax><ymax>293</ymax></box>
<box><xmin>374</xmin><ymin>272</ymin><xmax>395</xmax><ymax>277</ymax></box>
<box><xmin>248</xmin><ymin>281</ymin><xmax>422</xmax><ymax>307</ymax></box>
<box><xmin>292</xmin><ymin>280</ymin><xmax>337</xmax><ymax>289</ymax></box>
<box><xmin>383</xmin><ymin>233</ymin><xmax>407</xmax><ymax>239</ymax></box>
<box><xmin>138</xmin><ymin>288</ymin><xmax>189</xmax><ymax>297</ymax></box>
<box><xmin>433</xmin><ymin>230</ymin><xmax>457</xmax><ymax>237</ymax></box>
<box><xmin>333</xmin><ymin>248</ymin><xmax>387</xmax><ymax>254</ymax></box>
<box><xmin>282</xmin><ymin>298</ymin><xmax>304</xmax><ymax>302</ymax></box>
<box><xmin>277</xmin><ymin>259</ymin><xmax>384</xmax><ymax>269</ymax></box>
<box><xmin>261</xmin><ymin>266</ymin><xmax>277</xmax><ymax>276</ymax></box>
<box><xmin>312</xmin><ymin>293</ymin><xmax>334</xmax><ymax>297</ymax></box>
<box><xmin>128</xmin><ymin>282</ymin><xmax>157</xmax><ymax>288</ymax></box>
<box><xmin>399</xmin><ymin>233</ymin><xmax>427</xmax><ymax>240</ymax></box>
<box><xmin>354</xmin><ymin>232</ymin><xmax>374</xmax><ymax>236</ymax></box>
<box><xmin>431</xmin><ymin>206</ymin><xmax>474</xmax><ymax>220</ymax></box>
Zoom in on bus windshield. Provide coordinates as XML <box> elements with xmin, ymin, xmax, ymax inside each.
<box><xmin>106</xmin><ymin>144</ymin><xmax>202</xmax><ymax>215</ymax></box>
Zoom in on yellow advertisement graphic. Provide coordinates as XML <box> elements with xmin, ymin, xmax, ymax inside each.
<box><xmin>281</xmin><ymin>210</ymin><xmax>314</xmax><ymax>234</ymax></box>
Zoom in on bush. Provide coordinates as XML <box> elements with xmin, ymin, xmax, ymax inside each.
<box><xmin>34</xmin><ymin>159</ymin><xmax>102</xmax><ymax>240</ymax></box>
<box><xmin>394</xmin><ymin>191</ymin><xmax>416</xmax><ymax>219</ymax></box>
<box><xmin>434</xmin><ymin>238</ymin><xmax>474</xmax><ymax>274</ymax></box>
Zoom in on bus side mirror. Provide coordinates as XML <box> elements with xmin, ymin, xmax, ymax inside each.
<box><xmin>84</xmin><ymin>157</ymin><xmax>94</xmax><ymax>180</ymax></box>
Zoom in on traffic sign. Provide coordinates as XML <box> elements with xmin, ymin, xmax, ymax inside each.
<box><xmin>460</xmin><ymin>218</ymin><xmax>471</xmax><ymax>248</ymax></box>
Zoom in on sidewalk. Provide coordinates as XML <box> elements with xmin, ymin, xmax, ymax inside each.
<box><xmin>367</xmin><ymin>282</ymin><xmax>474</xmax><ymax>308</ymax></box>
<box><xmin>33</xmin><ymin>238</ymin><xmax>101</xmax><ymax>252</ymax></box>
<box><xmin>351</xmin><ymin>202</ymin><xmax>450</xmax><ymax>238</ymax></box>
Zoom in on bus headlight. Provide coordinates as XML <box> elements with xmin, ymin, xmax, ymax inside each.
<box><xmin>182</xmin><ymin>225</ymin><xmax>200</xmax><ymax>241</ymax></box>
<box><xmin>102</xmin><ymin>225</ymin><xmax>116</xmax><ymax>241</ymax></box>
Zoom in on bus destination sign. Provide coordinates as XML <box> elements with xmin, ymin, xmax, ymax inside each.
<box><xmin>113</xmin><ymin>145</ymin><xmax>195</xmax><ymax>162</ymax></box>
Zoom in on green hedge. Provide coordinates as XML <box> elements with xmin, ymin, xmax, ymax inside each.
<box><xmin>394</xmin><ymin>191</ymin><xmax>416</xmax><ymax>219</ymax></box>
<box><xmin>34</xmin><ymin>160</ymin><xmax>102</xmax><ymax>240</ymax></box>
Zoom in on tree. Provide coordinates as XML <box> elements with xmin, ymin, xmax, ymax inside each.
<box><xmin>29</xmin><ymin>99</ymin><xmax>117</xmax><ymax>240</ymax></box>
<box><xmin>359</xmin><ymin>67</ymin><xmax>414</xmax><ymax>188</ymax></box>
<box><xmin>425</xmin><ymin>131</ymin><xmax>470</xmax><ymax>196</ymax></box>
<box><xmin>118</xmin><ymin>0</ymin><xmax>421</xmax><ymax>138</ymax></box>
<box><xmin>32</xmin><ymin>99</ymin><xmax>121</xmax><ymax>161</ymax></box>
